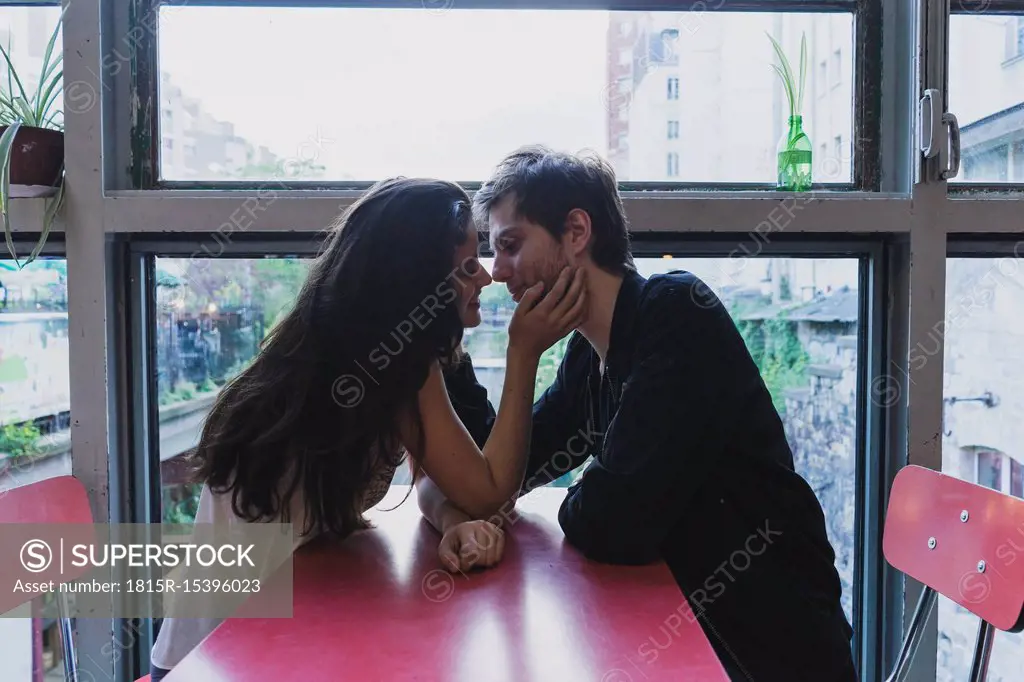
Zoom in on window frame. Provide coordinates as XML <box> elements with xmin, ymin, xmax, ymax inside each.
<box><xmin>122</xmin><ymin>233</ymin><xmax>893</xmax><ymax>682</ymax></box>
<box><xmin>124</xmin><ymin>0</ymin><xmax>883</xmax><ymax>192</ymax></box>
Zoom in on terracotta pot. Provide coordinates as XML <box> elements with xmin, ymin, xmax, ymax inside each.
<box><xmin>0</xmin><ymin>126</ymin><xmax>64</xmax><ymax>187</ymax></box>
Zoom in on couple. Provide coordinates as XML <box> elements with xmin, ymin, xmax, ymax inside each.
<box><xmin>151</xmin><ymin>146</ymin><xmax>857</xmax><ymax>682</ymax></box>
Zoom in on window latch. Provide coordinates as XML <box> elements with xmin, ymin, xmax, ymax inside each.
<box><xmin>919</xmin><ymin>89</ymin><xmax>961</xmax><ymax>180</ymax></box>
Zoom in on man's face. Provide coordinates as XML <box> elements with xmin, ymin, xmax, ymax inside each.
<box><xmin>487</xmin><ymin>195</ymin><xmax>571</xmax><ymax>303</ymax></box>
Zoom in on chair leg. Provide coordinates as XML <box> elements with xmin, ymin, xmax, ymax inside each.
<box><xmin>885</xmin><ymin>586</ymin><xmax>937</xmax><ymax>682</ymax></box>
<box><xmin>967</xmin><ymin>619</ymin><xmax>995</xmax><ymax>682</ymax></box>
<box><xmin>57</xmin><ymin>591</ymin><xmax>77</xmax><ymax>682</ymax></box>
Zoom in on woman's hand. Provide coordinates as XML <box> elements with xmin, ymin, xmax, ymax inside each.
<box><xmin>508</xmin><ymin>266</ymin><xmax>588</xmax><ymax>360</ymax></box>
<box><xmin>438</xmin><ymin>520</ymin><xmax>506</xmax><ymax>573</ymax></box>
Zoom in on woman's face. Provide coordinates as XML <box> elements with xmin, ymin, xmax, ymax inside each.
<box><xmin>452</xmin><ymin>223</ymin><xmax>492</xmax><ymax>328</ymax></box>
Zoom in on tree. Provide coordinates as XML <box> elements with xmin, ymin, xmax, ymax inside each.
<box><xmin>227</xmin><ymin>150</ymin><xmax>327</xmax><ymax>181</ymax></box>
<box><xmin>733</xmin><ymin>309</ymin><xmax>809</xmax><ymax>415</ymax></box>
<box><xmin>251</xmin><ymin>259</ymin><xmax>311</xmax><ymax>333</ymax></box>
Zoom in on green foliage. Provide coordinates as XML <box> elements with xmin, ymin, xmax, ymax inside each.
<box><xmin>734</xmin><ymin>311</ymin><xmax>809</xmax><ymax>415</ymax></box>
<box><xmin>160</xmin><ymin>380</ymin><xmax>203</xmax><ymax>406</ymax></box>
<box><xmin>228</xmin><ymin>153</ymin><xmax>326</xmax><ymax>181</ymax></box>
<box><xmin>0</xmin><ymin>10</ymin><xmax>66</xmax><ymax>268</ymax></box>
<box><xmin>0</xmin><ymin>421</ymin><xmax>42</xmax><ymax>459</ymax></box>
<box><xmin>767</xmin><ymin>30</ymin><xmax>808</xmax><ymax>118</ymax></box>
<box><xmin>162</xmin><ymin>484</ymin><xmax>202</xmax><ymax>525</ymax></box>
<box><xmin>0</xmin><ymin>10</ymin><xmax>64</xmax><ymax>130</ymax></box>
<box><xmin>535</xmin><ymin>335</ymin><xmax>570</xmax><ymax>401</ymax></box>
<box><xmin>251</xmin><ymin>259</ymin><xmax>311</xmax><ymax>334</ymax></box>
<box><xmin>176</xmin><ymin>381</ymin><xmax>196</xmax><ymax>401</ymax></box>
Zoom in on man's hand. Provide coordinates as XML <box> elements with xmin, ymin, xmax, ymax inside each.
<box><xmin>438</xmin><ymin>520</ymin><xmax>505</xmax><ymax>573</ymax></box>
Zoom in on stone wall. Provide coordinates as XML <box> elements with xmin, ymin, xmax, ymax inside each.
<box><xmin>782</xmin><ymin>324</ymin><xmax>858</xmax><ymax>622</ymax></box>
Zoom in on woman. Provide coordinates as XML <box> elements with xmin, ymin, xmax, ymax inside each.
<box><xmin>149</xmin><ymin>177</ymin><xmax>586</xmax><ymax>679</ymax></box>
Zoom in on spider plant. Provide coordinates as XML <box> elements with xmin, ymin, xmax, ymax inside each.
<box><xmin>766</xmin><ymin>30</ymin><xmax>808</xmax><ymax>122</ymax></box>
<box><xmin>0</xmin><ymin>8</ymin><xmax>65</xmax><ymax>268</ymax></box>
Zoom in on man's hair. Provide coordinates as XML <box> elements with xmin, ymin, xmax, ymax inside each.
<box><xmin>473</xmin><ymin>145</ymin><xmax>634</xmax><ymax>273</ymax></box>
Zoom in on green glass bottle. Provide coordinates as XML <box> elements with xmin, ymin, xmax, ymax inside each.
<box><xmin>777</xmin><ymin>115</ymin><xmax>812</xmax><ymax>191</ymax></box>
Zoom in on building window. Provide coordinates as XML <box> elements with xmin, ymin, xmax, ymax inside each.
<box><xmin>819</xmin><ymin>59</ymin><xmax>828</xmax><ymax>96</ymax></box>
<box><xmin>830</xmin><ymin>49</ymin><xmax>842</xmax><ymax>87</ymax></box>
<box><xmin>977</xmin><ymin>450</ymin><xmax>1003</xmax><ymax>491</ymax></box>
<box><xmin>667</xmin><ymin>77</ymin><xmax>679</xmax><ymax>100</ymax></box>
<box><xmin>667</xmin><ymin>152</ymin><xmax>679</xmax><ymax>177</ymax></box>
<box><xmin>668</xmin><ymin>120</ymin><xmax>679</xmax><ymax>139</ymax></box>
<box><xmin>1012</xmin><ymin>459</ymin><xmax>1024</xmax><ymax>498</ymax></box>
<box><xmin>1006</xmin><ymin>17</ymin><xmax>1024</xmax><ymax>61</ymax></box>
<box><xmin>834</xmin><ymin>135</ymin><xmax>843</xmax><ymax>159</ymax></box>
<box><xmin>619</xmin><ymin>48</ymin><xmax>631</xmax><ymax>66</ymax></box>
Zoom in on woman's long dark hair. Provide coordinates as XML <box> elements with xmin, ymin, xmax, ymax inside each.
<box><xmin>188</xmin><ymin>178</ymin><xmax>475</xmax><ymax>539</ymax></box>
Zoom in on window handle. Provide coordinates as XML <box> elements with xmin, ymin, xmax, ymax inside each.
<box><xmin>919</xmin><ymin>89</ymin><xmax>942</xmax><ymax>159</ymax></box>
<box><xmin>941</xmin><ymin>112</ymin><xmax>961</xmax><ymax>180</ymax></box>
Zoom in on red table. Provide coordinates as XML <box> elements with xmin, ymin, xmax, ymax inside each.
<box><xmin>164</xmin><ymin>486</ymin><xmax>729</xmax><ymax>682</ymax></box>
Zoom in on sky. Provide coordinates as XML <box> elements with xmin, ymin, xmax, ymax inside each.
<box><xmin>158</xmin><ymin>7</ymin><xmax>611</xmax><ymax>180</ymax></box>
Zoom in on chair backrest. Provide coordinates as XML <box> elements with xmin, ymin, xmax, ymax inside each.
<box><xmin>0</xmin><ymin>475</ymin><xmax>95</xmax><ymax>614</ymax></box>
<box><xmin>883</xmin><ymin>465</ymin><xmax>1024</xmax><ymax>632</ymax></box>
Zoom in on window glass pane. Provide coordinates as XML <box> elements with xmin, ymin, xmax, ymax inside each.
<box><xmin>949</xmin><ymin>15</ymin><xmax>1024</xmax><ymax>184</ymax></box>
<box><xmin>938</xmin><ymin>257</ymin><xmax>1024</xmax><ymax>681</ymax></box>
<box><xmin>465</xmin><ymin>255</ymin><xmax>860</xmax><ymax>625</ymax></box>
<box><xmin>158</xmin><ymin>8</ymin><xmax>854</xmax><ymax>184</ymax></box>
<box><xmin>155</xmin><ymin>257</ymin><xmax>312</xmax><ymax>526</ymax></box>
<box><xmin>0</xmin><ymin>258</ymin><xmax>71</xmax><ymax>682</ymax></box>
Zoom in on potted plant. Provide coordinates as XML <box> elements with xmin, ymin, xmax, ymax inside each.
<box><xmin>767</xmin><ymin>31</ymin><xmax>811</xmax><ymax>191</ymax></box>
<box><xmin>0</xmin><ymin>10</ymin><xmax>65</xmax><ymax>268</ymax></box>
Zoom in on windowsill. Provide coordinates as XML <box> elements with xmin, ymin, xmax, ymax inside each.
<box><xmin>948</xmin><ymin>184</ymin><xmax>1024</xmax><ymax>198</ymax></box>
<box><xmin>8</xmin><ymin>197</ymin><xmax>66</xmax><ymax>234</ymax></box>
<box><xmin>10</xmin><ymin>184</ymin><xmax>59</xmax><ymax>199</ymax></box>
<box><xmin>1000</xmin><ymin>53</ymin><xmax>1024</xmax><ymax>68</ymax></box>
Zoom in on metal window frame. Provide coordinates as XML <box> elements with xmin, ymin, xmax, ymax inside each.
<box><xmin>122</xmin><ymin>0</ymin><xmax>883</xmax><ymax>193</ymax></box>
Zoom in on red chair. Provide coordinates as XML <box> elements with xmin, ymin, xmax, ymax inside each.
<box><xmin>883</xmin><ymin>465</ymin><xmax>1024</xmax><ymax>681</ymax></box>
<box><xmin>0</xmin><ymin>476</ymin><xmax>94</xmax><ymax>682</ymax></box>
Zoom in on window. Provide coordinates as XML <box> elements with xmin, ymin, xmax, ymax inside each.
<box><xmin>154</xmin><ymin>8</ymin><xmax>856</xmax><ymax>185</ymax></box>
<box><xmin>1005</xmin><ymin>17</ymin><xmax>1024</xmax><ymax>61</ymax></box>
<box><xmin>667</xmin><ymin>120</ymin><xmax>679</xmax><ymax>140</ymax></box>
<box><xmin>1012</xmin><ymin>458</ymin><xmax>1024</xmax><ymax>498</ymax></box>
<box><xmin>977</xmin><ymin>450</ymin><xmax>1003</xmax><ymax>490</ymax></box>
<box><xmin>940</xmin><ymin>257</ymin><xmax>1024</xmax><ymax>682</ymax></box>
<box><xmin>155</xmin><ymin>257</ymin><xmax>311</xmax><ymax>525</ymax></box>
<box><xmin>666</xmin><ymin>76</ymin><xmax>679</xmax><ymax>100</ymax></box>
<box><xmin>0</xmin><ymin>257</ymin><xmax>71</xmax><ymax>682</ymax></box>
<box><xmin>819</xmin><ymin>59</ymin><xmax>828</xmax><ymax>95</ymax></box>
<box><xmin>830</xmin><ymin>49</ymin><xmax>842</xmax><ymax>87</ymax></box>
<box><xmin>950</xmin><ymin>14</ymin><xmax>1024</xmax><ymax>184</ymax></box>
<box><xmin>667</xmin><ymin>151</ymin><xmax>679</xmax><ymax>177</ymax></box>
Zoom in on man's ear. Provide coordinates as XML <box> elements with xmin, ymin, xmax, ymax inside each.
<box><xmin>563</xmin><ymin>208</ymin><xmax>592</xmax><ymax>261</ymax></box>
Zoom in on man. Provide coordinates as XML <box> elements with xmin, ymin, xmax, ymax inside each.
<box><xmin>423</xmin><ymin>146</ymin><xmax>856</xmax><ymax>681</ymax></box>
